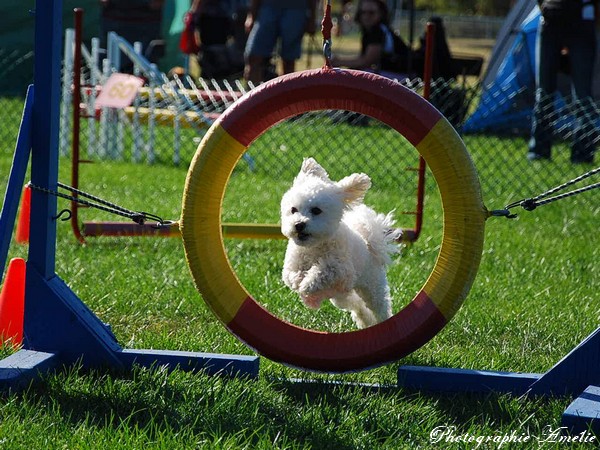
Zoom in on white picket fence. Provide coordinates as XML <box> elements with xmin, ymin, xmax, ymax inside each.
<box><xmin>59</xmin><ymin>30</ymin><xmax>254</xmax><ymax>166</ymax></box>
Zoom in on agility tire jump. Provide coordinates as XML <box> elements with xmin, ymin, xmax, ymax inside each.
<box><xmin>181</xmin><ymin>68</ymin><xmax>488</xmax><ymax>372</ymax></box>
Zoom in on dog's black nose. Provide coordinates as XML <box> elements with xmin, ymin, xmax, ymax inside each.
<box><xmin>295</xmin><ymin>222</ymin><xmax>306</xmax><ymax>232</ymax></box>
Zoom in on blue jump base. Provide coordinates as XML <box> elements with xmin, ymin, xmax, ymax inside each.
<box><xmin>0</xmin><ymin>0</ymin><xmax>258</xmax><ymax>393</ymax></box>
<box><xmin>398</xmin><ymin>321</ymin><xmax>600</xmax><ymax>434</ymax></box>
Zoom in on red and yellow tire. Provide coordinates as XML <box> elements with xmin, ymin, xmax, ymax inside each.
<box><xmin>181</xmin><ymin>68</ymin><xmax>487</xmax><ymax>372</ymax></box>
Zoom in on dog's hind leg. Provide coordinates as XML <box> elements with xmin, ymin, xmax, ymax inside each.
<box><xmin>331</xmin><ymin>292</ymin><xmax>377</xmax><ymax>329</ymax></box>
<box><xmin>356</xmin><ymin>273</ymin><xmax>393</xmax><ymax>324</ymax></box>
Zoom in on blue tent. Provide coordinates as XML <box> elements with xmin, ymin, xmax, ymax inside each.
<box><xmin>463</xmin><ymin>9</ymin><xmax>540</xmax><ymax>134</ymax></box>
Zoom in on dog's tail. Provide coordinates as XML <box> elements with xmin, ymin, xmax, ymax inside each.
<box><xmin>349</xmin><ymin>205</ymin><xmax>402</xmax><ymax>266</ymax></box>
<box><xmin>376</xmin><ymin>210</ymin><xmax>403</xmax><ymax>265</ymax></box>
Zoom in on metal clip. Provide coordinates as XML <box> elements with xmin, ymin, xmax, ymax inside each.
<box><xmin>53</xmin><ymin>209</ymin><xmax>72</xmax><ymax>221</ymax></box>
<box><xmin>323</xmin><ymin>40</ymin><xmax>332</xmax><ymax>65</ymax></box>
<box><xmin>151</xmin><ymin>220</ymin><xmax>177</xmax><ymax>230</ymax></box>
<box><xmin>489</xmin><ymin>209</ymin><xmax>518</xmax><ymax>219</ymax></box>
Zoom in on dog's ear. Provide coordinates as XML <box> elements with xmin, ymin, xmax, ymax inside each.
<box><xmin>337</xmin><ymin>173</ymin><xmax>371</xmax><ymax>204</ymax></box>
<box><xmin>300</xmin><ymin>157</ymin><xmax>330</xmax><ymax>180</ymax></box>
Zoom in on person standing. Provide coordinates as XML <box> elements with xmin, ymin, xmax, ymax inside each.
<box><xmin>189</xmin><ymin>0</ymin><xmax>242</xmax><ymax>78</ymax></box>
<box><xmin>189</xmin><ymin>0</ymin><xmax>233</xmax><ymax>48</ymax></box>
<box><xmin>243</xmin><ymin>0</ymin><xmax>317</xmax><ymax>84</ymax></box>
<box><xmin>528</xmin><ymin>0</ymin><xmax>598</xmax><ymax>164</ymax></box>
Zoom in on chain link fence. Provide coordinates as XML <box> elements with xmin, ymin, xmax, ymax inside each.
<box><xmin>1</xmin><ymin>48</ymin><xmax>597</xmax><ymax>229</ymax></box>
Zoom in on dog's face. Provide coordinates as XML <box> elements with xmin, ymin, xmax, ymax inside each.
<box><xmin>281</xmin><ymin>158</ymin><xmax>371</xmax><ymax>246</ymax></box>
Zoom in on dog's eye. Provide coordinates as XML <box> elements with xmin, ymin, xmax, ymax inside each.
<box><xmin>311</xmin><ymin>207</ymin><xmax>322</xmax><ymax>216</ymax></box>
<box><xmin>291</xmin><ymin>207</ymin><xmax>298</xmax><ymax>214</ymax></box>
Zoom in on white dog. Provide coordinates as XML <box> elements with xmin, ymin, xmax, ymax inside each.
<box><xmin>280</xmin><ymin>158</ymin><xmax>401</xmax><ymax>329</ymax></box>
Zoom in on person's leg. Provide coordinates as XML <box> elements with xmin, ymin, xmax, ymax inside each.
<box><xmin>567</xmin><ymin>21</ymin><xmax>596</xmax><ymax>163</ymax></box>
<box><xmin>282</xmin><ymin>59</ymin><xmax>296</xmax><ymax>74</ymax></box>
<box><xmin>197</xmin><ymin>16</ymin><xmax>233</xmax><ymax>78</ymax></box>
<box><xmin>528</xmin><ymin>17</ymin><xmax>562</xmax><ymax>160</ymax></box>
<box><xmin>278</xmin><ymin>8</ymin><xmax>306</xmax><ymax>75</ymax></box>
<box><xmin>244</xmin><ymin>5</ymin><xmax>279</xmax><ymax>84</ymax></box>
<box><xmin>244</xmin><ymin>54</ymin><xmax>266</xmax><ymax>84</ymax></box>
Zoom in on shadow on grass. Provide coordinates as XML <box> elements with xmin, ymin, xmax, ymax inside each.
<box><xmin>9</xmin><ymin>364</ymin><xmax>572</xmax><ymax>449</ymax></box>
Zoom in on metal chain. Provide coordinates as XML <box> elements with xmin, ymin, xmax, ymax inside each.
<box><xmin>491</xmin><ymin>167</ymin><xmax>599</xmax><ymax>218</ymax></box>
<box><xmin>27</xmin><ymin>182</ymin><xmax>171</xmax><ymax>227</ymax></box>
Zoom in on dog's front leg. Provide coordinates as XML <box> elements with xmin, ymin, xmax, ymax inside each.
<box><xmin>282</xmin><ymin>267</ymin><xmax>303</xmax><ymax>291</ymax></box>
<box><xmin>299</xmin><ymin>257</ymin><xmax>355</xmax><ymax>305</ymax></box>
<box><xmin>297</xmin><ymin>265</ymin><xmax>330</xmax><ymax>309</ymax></box>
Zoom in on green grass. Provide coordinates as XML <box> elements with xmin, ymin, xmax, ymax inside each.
<box><xmin>0</xmin><ymin>113</ymin><xmax>598</xmax><ymax>449</ymax></box>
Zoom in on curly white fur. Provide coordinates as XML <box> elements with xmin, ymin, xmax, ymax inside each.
<box><xmin>281</xmin><ymin>158</ymin><xmax>401</xmax><ymax>329</ymax></box>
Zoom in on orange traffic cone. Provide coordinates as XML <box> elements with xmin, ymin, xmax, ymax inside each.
<box><xmin>0</xmin><ymin>258</ymin><xmax>25</xmax><ymax>348</ymax></box>
<box><xmin>15</xmin><ymin>185</ymin><xmax>31</xmax><ymax>244</ymax></box>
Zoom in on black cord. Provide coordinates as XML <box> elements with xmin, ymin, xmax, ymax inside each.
<box><xmin>28</xmin><ymin>182</ymin><xmax>173</xmax><ymax>227</ymax></box>
<box><xmin>491</xmin><ymin>167</ymin><xmax>599</xmax><ymax>219</ymax></box>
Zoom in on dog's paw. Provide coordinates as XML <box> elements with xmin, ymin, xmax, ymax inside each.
<box><xmin>351</xmin><ymin>310</ymin><xmax>378</xmax><ymax>329</ymax></box>
<box><xmin>282</xmin><ymin>270</ymin><xmax>303</xmax><ymax>291</ymax></box>
<box><xmin>301</xmin><ymin>293</ymin><xmax>325</xmax><ymax>309</ymax></box>
<box><xmin>298</xmin><ymin>276</ymin><xmax>326</xmax><ymax>298</ymax></box>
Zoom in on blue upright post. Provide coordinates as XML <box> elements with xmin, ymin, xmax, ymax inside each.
<box><xmin>0</xmin><ymin>0</ymin><xmax>259</xmax><ymax>391</ymax></box>
<box><xmin>28</xmin><ymin>0</ymin><xmax>62</xmax><ymax>279</ymax></box>
<box><xmin>0</xmin><ymin>86</ymin><xmax>33</xmax><ymax>277</ymax></box>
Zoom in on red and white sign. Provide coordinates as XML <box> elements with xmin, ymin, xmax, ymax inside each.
<box><xmin>95</xmin><ymin>73</ymin><xmax>144</xmax><ymax>109</ymax></box>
